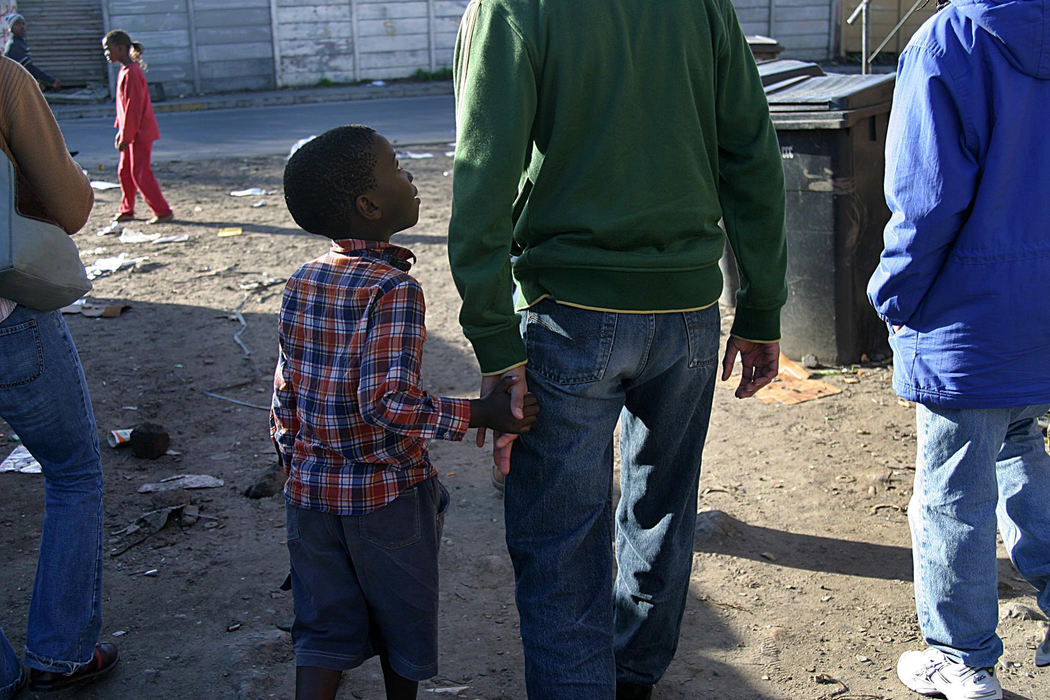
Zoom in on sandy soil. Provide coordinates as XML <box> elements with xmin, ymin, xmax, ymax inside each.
<box><xmin>1</xmin><ymin>147</ymin><xmax>1046</xmax><ymax>700</ymax></box>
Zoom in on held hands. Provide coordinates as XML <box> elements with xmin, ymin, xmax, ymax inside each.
<box><xmin>472</xmin><ymin>370</ymin><xmax>535</xmax><ymax>475</ymax></box>
<box><xmin>720</xmin><ymin>337</ymin><xmax>780</xmax><ymax>399</ymax></box>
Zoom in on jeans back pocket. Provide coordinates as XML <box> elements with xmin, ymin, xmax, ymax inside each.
<box><xmin>523</xmin><ymin>301</ymin><xmax>616</xmax><ymax>385</ymax></box>
<box><xmin>0</xmin><ymin>320</ymin><xmax>44</xmax><ymax>388</ymax></box>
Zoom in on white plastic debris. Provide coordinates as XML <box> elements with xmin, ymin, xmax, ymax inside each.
<box><xmin>84</xmin><ymin>253</ymin><xmax>145</xmax><ymax>280</ymax></box>
<box><xmin>229</xmin><ymin>187</ymin><xmax>265</xmax><ymax>197</ymax></box>
<box><xmin>119</xmin><ymin>228</ymin><xmax>161</xmax><ymax>244</ymax></box>
<box><xmin>154</xmin><ymin>235</ymin><xmax>189</xmax><ymax>244</ymax></box>
<box><xmin>137</xmin><ymin>474</ymin><xmax>225</xmax><ymax>493</ymax></box>
<box><xmin>89</xmin><ymin>180</ymin><xmax>121</xmax><ymax>191</ymax></box>
<box><xmin>0</xmin><ymin>446</ymin><xmax>42</xmax><ymax>474</ymax></box>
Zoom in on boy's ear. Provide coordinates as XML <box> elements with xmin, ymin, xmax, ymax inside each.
<box><xmin>355</xmin><ymin>193</ymin><xmax>381</xmax><ymax>221</ymax></box>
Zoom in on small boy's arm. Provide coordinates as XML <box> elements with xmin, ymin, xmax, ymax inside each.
<box><xmin>270</xmin><ymin>344</ymin><xmax>299</xmax><ymax>472</ymax></box>
<box><xmin>357</xmin><ymin>282</ymin><xmax>471</xmax><ymax>440</ymax></box>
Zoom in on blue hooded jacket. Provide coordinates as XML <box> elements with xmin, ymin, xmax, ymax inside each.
<box><xmin>867</xmin><ymin>0</ymin><xmax>1050</xmax><ymax>408</ymax></box>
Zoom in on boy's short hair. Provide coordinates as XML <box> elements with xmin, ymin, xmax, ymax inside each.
<box><xmin>283</xmin><ymin>124</ymin><xmax>378</xmax><ymax>239</ymax></box>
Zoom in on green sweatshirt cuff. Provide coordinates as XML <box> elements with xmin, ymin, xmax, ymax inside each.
<box><xmin>729</xmin><ymin>306</ymin><xmax>782</xmax><ymax>343</ymax></box>
<box><xmin>469</xmin><ymin>327</ymin><xmax>528</xmax><ymax>376</ymax></box>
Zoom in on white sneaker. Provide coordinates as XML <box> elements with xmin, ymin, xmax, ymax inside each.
<box><xmin>897</xmin><ymin>648</ymin><xmax>1002</xmax><ymax>700</ymax></box>
<box><xmin>1037</xmin><ymin>627</ymin><xmax>1050</xmax><ymax>667</ymax></box>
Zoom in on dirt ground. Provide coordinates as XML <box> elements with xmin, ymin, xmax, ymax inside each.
<box><xmin>1</xmin><ymin>146</ymin><xmax>1047</xmax><ymax>700</ymax></box>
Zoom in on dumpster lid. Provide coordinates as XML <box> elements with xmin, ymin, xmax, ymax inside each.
<box><xmin>756</xmin><ymin>59</ymin><xmax>825</xmax><ymax>88</ymax></box>
<box><xmin>765</xmin><ymin>73</ymin><xmax>895</xmax><ymax>112</ymax></box>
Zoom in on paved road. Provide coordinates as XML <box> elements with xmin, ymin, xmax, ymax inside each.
<box><xmin>59</xmin><ymin>94</ymin><xmax>456</xmax><ymax>169</ymax></box>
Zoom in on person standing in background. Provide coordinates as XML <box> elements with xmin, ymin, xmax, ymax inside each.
<box><xmin>3</xmin><ymin>14</ymin><xmax>61</xmax><ymax>91</ymax></box>
<box><xmin>103</xmin><ymin>29</ymin><xmax>173</xmax><ymax>225</ymax></box>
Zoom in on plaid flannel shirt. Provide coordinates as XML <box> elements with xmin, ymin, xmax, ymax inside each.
<box><xmin>271</xmin><ymin>239</ymin><xmax>471</xmax><ymax>514</ymax></box>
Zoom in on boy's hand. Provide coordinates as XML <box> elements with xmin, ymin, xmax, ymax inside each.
<box><xmin>471</xmin><ymin>372</ymin><xmax>537</xmax><ymax>475</ymax></box>
<box><xmin>471</xmin><ymin>375</ymin><xmax>538</xmax><ymax>433</ymax></box>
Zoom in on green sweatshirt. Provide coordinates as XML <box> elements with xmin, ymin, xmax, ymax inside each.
<box><xmin>449</xmin><ymin>0</ymin><xmax>787</xmax><ymax>375</ymax></box>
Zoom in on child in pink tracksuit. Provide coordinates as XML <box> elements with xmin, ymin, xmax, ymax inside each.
<box><xmin>102</xmin><ymin>29</ymin><xmax>172</xmax><ymax>224</ymax></box>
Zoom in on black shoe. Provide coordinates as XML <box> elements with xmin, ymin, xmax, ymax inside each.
<box><xmin>27</xmin><ymin>643</ymin><xmax>118</xmax><ymax>692</ymax></box>
<box><xmin>616</xmin><ymin>681</ymin><xmax>654</xmax><ymax>700</ymax></box>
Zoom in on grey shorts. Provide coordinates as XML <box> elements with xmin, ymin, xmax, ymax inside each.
<box><xmin>285</xmin><ymin>477</ymin><xmax>449</xmax><ymax>680</ymax></box>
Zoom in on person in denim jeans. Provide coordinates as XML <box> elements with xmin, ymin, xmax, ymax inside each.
<box><xmin>449</xmin><ymin>2</ymin><xmax>788</xmax><ymax>697</ymax></box>
<box><xmin>868</xmin><ymin>4</ymin><xmax>1050</xmax><ymax>699</ymax></box>
<box><xmin>0</xmin><ymin>58</ymin><xmax>117</xmax><ymax>698</ymax></box>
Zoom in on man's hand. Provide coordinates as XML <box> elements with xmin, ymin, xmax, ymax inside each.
<box><xmin>721</xmin><ymin>337</ymin><xmax>780</xmax><ymax>399</ymax></box>
<box><xmin>477</xmin><ymin>367</ymin><xmax>529</xmax><ymax>475</ymax></box>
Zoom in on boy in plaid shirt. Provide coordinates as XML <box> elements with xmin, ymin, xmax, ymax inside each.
<box><xmin>272</xmin><ymin>124</ymin><xmax>538</xmax><ymax>699</ymax></box>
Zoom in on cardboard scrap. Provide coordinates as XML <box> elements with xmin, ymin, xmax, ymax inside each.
<box><xmin>756</xmin><ymin>353</ymin><xmax>842</xmax><ymax>406</ymax></box>
<box><xmin>217</xmin><ymin>227</ymin><xmax>243</xmax><ymax>237</ymax></box>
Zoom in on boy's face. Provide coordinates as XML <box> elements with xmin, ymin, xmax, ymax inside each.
<box><xmin>367</xmin><ymin>135</ymin><xmax>419</xmax><ymax>236</ymax></box>
<box><xmin>10</xmin><ymin>20</ymin><xmax>25</xmax><ymax>38</ymax></box>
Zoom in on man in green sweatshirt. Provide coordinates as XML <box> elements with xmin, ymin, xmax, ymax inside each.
<box><xmin>449</xmin><ymin>1</ymin><xmax>787</xmax><ymax>697</ymax></box>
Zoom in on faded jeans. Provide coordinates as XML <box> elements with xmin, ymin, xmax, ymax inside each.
<box><xmin>0</xmin><ymin>306</ymin><xmax>104</xmax><ymax>699</ymax></box>
<box><xmin>506</xmin><ymin>299</ymin><xmax>720</xmax><ymax>698</ymax></box>
<box><xmin>911</xmin><ymin>403</ymin><xmax>1050</xmax><ymax>669</ymax></box>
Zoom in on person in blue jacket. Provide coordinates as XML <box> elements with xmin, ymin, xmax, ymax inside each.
<box><xmin>3</xmin><ymin>14</ymin><xmax>60</xmax><ymax>91</ymax></box>
<box><xmin>868</xmin><ymin>1</ymin><xmax>1050</xmax><ymax>698</ymax></box>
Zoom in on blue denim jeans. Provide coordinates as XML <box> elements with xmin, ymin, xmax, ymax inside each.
<box><xmin>506</xmin><ymin>299</ymin><xmax>720</xmax><ymax>698</ymax></box>
<box><xmin>911</xmin><ymin>403</ymin><xmax>1050</xmax><ymax>669</ymax></box>
<box><xmin>0</xmin><ymin>306</ymin><xmax>104</xmax><ymax>699</ymax></box>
